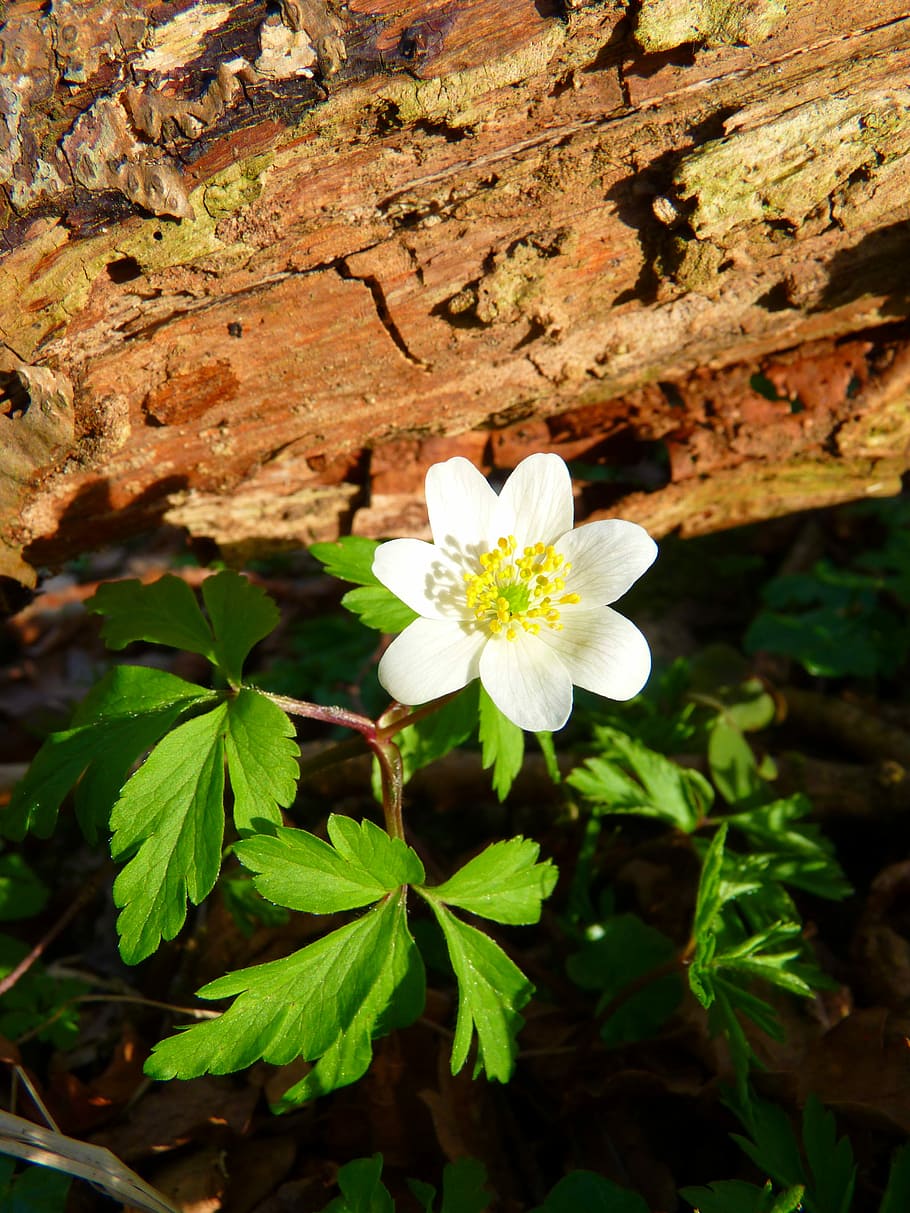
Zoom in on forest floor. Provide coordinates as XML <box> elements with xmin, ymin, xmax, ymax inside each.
<box><xmin>2</xmin><ymin>483</ymin><xmax>910</xmax><ymax>1213</ymax></box>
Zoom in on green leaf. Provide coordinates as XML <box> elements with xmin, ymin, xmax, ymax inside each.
<box><xmin>342</xmin><ymin>586</ymin><xmax>420</xmax><ymax>633</ymax></box>
<box><xmin>681</xmin><ymin>1180</ymin><xmax>804</xmax><ymax>1213</ymax></box>
<box><xmin>428</xmin><ymin>837</ymin><xmax>557</xmax><ymax>925</ymax></box>
<box><xmin>726</xmin><ymin>798</ymin><xmax>851</xmax><ymax>900</ymax></box>
<box><xmin>438</xmin><ymin>1159</ymin><xmax>492</xmax><ymax>1213</ymax></box>
<box><xmin>0</xmin><ymin>1162</ymin><xmax>72</xmax><ymax>1213</ymax></box>
<box><xmin>567</xmin><ymin>726</ymin><xmax>711</xmax><ymax>832</ymax></box>
<box><xmin>223</xmin><ymin>690</ymin><xmax>299</xmax><ymax>833</ymax></box>
<box><xmin>4</xmin><ymin>667</ymin><xmax>214</xmax><ymax>841</ymax></box>
<box><xmin>393</xmin><ymin>685</ymin><xmax>479</xmax><ymax>785</ymax></box>
<box><xmin>708</xmin><ymin>720</ymin><xmax>768</xmax><ymax>808</ymax></box>
<box><xmin>407</xmin><ymin>1160</ymin><xmax>492</xmax><ymax>1213</ymax></box>
<box><xmin>146</xmin><ymin>895</ymin><xmax>423</xmax><ymax>1107</ymax></box>
<box><xmin>881</xmin><ymin>1144</ymin><xmax>910</xmax><ymax>1213</ymax></box>
<box><xmin>321</xmin><ymin>1155</ymin><xmax>394</xmax><ymax>1213</ymax></box>
<box><xmin>111</xmin><ymin>705</ymin><xmax>229</xmax><ymax>964</ymax></box>
<box><xmin>0</xmin><ymin>933</ymin><xmax>87</xmax><ymax>1049</ymax></box>
<box><xmin>478</xmin><ymin>686</ymin><xmax>524</xmax><ymax>800</ymax></box>
<box><xmin>566</xmin><ymin>914</ymin><xmax>682</xmax><ymax>1046</ymax></box>
<box><xmin>535</xmin><ymin>730</ymin><xmax>561</xmax><ymax>783</ymax></box>
<box><xmin>310</xmin><ymin>536</ymin><xmax>385</xmax><ymax>585</ymax></box>
<box><xmin>201</xmin><ymin>571</ymin><xmax>280</xmax><ymax>684</ymax></box>
<box><xmin>532</xmin><ymin>1171</ymin><xmax>651</xmax><ymax>1213</ymax></box>
<box><xmin>802</xmin><ymin>1094</ymin><xmax>855</xmax><ymax>1213</ymax></box>
<box><xmin>426</xmin><ymin>901</ymin><xmax>533</xmax><ymax>1082</ymax></box>
<box><xmin>723</xmin><ymin>679</ymin><xmax>777</xmax><ymax>732</ymax></box>
<box><xmin>88</xmin><ymin>571</ymin><xmax>280</xmax><ymax>682</ymax></box>
<box><xmin>714</xmin><ymin>923</ymin><xmax>813</xmax><ymax>999</ymax></box>
<box><xmin>236</xmin><ymin>816</ymin><xmax>425</xmax><ymax>914</ymax></box>
<box><xmin>730</xmin><ymin>1093</ymin><xmax>806</xmax><ymax>1194</ymax></box>
<box><xmin>0</xmin><ymin>853</ymin><xmax>48</xmax><ymax>921</ymax></box>
<box><xmin>87</xmin><ymin>575</ymin><xmax>215</xmax><ymax>661</ymax></box>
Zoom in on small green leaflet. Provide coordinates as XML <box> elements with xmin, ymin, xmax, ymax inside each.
<box><xmin>146</xmin><ymin>894</ymin><xmax>424</xmax><ymax>1107</ymax></box>
<box><xmin>680</xmin><ymin>1179</ymin><xmax>805</xmax><ymax>1213</ymax></box>
<box><xmin>567</xmin><ymin>727</ymin><xmax>712</xmax><ymax>832</ymax></box>
<box><xmin>4</xmin><ymin>667</ymin><xmax>216</xmax><ymax>842</ymax></box>
<box><xmin>322</xmin><ymin>1155</ymin><xmax>393</xmax><ymax>1213</ymax></box>
<box><xmin>322</xmin><ymin>1156</ymin><xmax>491</xmax><ymax>1213</ymax></box>
<box><xmin>0</xmin><ymin>852</ymin><xmax>48</xmax><ymax>921</ymax></box>
<box><xmin>310</xmin><ymin>536</ymin><xmax>418</xmax><ymax>633</ymax></box>
<box><xmin>408</xmin><ymin>1159</ymin><xmax>491</xmax><ymax>1213</ymax></box>
<box><xmin>341</xmin><ymin>586</ymin><xmax>419</xmax><ymax>633</ymax></box>
<box><xmin>478</xmin><ymin>686</ymin><xmax>524</xmax><ymax>800</ymax></box>
<box><xmin>110</xmin><ymin>688</ymin><xmax>299</xmax><ymax>963</ymax></box>
<box><xmin>393</xmin><ymin>685</ymin><xmax>479</xmax><ymax>786</ymax></box>
<box><xmin>428</xmin><ymin>837</ymin><xmax>557</xmax><ymax>925</ymax></box>
<box><xmin>425</xmin><ymin>900</ymin><xmax>533</xmax><ymax>1082</ymax></box>
<box><xmin>310</xmin><ymin>536</ymin><xmax>385</xmax><ymax>584</ymax></box>
<box><xmin>235</xmin><ymin>815</ymin><xmax>425</xmax><ymax>914</ymax></box>
<box><xmin>87</xmin><ymin>570</ymin><xmax>280</xmax><ymax>684</ymax></box>
<box><xmin>531</xmin><ymin>1172</ymin><xmax>650</xmax><ymax>1213</ymax></box>
<box><xmin>728</xmin><ymin>1093</ymin><xmax>854</xmax><ymax>1213</ymax></box>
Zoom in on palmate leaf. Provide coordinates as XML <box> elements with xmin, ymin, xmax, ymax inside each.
<box><xmin>4</xmin><ymin>667</ymin><xmax>215</xmax><ymax>842</ymax></box>
<box><xmin>429</xmin><ymin>837</ymin><xmax>557</xmax><ymax>925</ymax></box>
<box><xmin>426</xmin><ymin>901</ymin><xmax>533</xmax><ymax>1082</ymax></box>
<box><xmin>235</xmin><ymin>815</ymin><xmax>425</xmax><ymax>914</ymax></box>
<box><xmin>111</xmin><ymin>689</ymin><xmax>299</xmax><ymax>963</ymax></box>
<box><xmin>87</xmin><ymin>570</ymin><xmax>279</xmax><ymax>684</ymax></box>
<box><xmin>146</xmin><ymin>894</ymin><xmax>424</xmax><ymax>1108</ymax></box>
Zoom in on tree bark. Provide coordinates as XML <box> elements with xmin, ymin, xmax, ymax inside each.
<box><xmin>2</xmin><ymin>0</ymin><xmax>909</xmax><ymax>586</ymax></box>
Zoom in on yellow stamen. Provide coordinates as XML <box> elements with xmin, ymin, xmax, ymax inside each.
<box><xmin>462</xmin><ymin>535</ymin><xmax>582</xmax><ymax>639</ymax></box>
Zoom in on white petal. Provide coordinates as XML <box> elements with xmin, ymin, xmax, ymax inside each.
<box><xmin>373</xmin><ymin>538</ymin><xmax>468</xmax><ymax>619</ymax></box>
<box><xmin>541</xmin><ymin>607</ymin><xmax>652</xmax><ymax>701</ymax></box>
<box><xmin>558</xmin><ymin>520</ymin><xmax>658</xmax><ymax>606</ymax></box>
<box><xmin>425</xmin><ymin>458</ymin><xmax>498</xmax><ymax>562</ymax></box>
<box><xmin>377</xmin><ymin>618</ymin><xmax>486</xmax><ymax>705</ymax></box>
<box><xmin>479</xmin><ymin>631</ymin><xmax>573</xmax><ymax>732</ymax></box>
<box><xmin>495</xmin><ymin>453</ymin><xmax>574</xmax><ymax>549</ymax></box>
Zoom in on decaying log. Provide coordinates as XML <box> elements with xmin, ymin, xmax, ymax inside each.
<box><xmin>1</xmin><ymin>0</ymin><xmax>909</xmax><ymax>585</ymax></box>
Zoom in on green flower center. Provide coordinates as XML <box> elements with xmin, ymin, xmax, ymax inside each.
<box><xmin>463</xmin><ymin>535</ymin><xmax>581</xmax><ymax>641</ymax></box>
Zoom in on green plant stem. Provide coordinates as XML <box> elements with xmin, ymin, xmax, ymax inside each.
<box><xmin>260</xmin><ymin>689</ymin><xmax>409</xmax><ymax>840</ymax></box>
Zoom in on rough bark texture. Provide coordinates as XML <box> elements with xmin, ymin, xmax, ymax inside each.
<box><xmin>2</xmin><ymin>0</ymin><xmax>909</xmax><ymax>585</ymax></box>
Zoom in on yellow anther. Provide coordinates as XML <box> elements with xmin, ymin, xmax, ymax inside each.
<box><xmin>463</xmin><ymin>535</ymin><xmax>581</xmax><ymax>640</ymax></box>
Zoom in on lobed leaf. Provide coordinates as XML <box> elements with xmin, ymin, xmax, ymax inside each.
<box><xmin>87</xmin><ymin>571</ymin><xmax>280</xmax><ymax>683</ymax></box>
<box><xmin>4</xmin><ymin>667</ymin><xmax>213</xmax><ymax>842</ymax></box>
<box><xmin>568</xmin><ymin>727</ymin><xmax>711</xmax><ymax>832</ymax></box>
<box><xmin>426</xmin><ymin>901</ymin><xmax>533</xmax><ymax>1082</ymax></box>
<box><xmin>146</xmin><ymin>895</ymin><xmax>423</xmax><ymax>1107</ymax></box>
<box><xmin>87</xmin><ymin>576</ymin><xmax>215</xmax><ymax>661</ymax></box>
<box><xmin>236</xmin><ymin>816</ymin><xmax>424</xmax><ymax>914</ymax></box>
<box><xmin>429</xmin><ymin>837</ymin><xmax>557</xmax><ymax>926</ymax></box>
<box><xmin>478</xmin><ymin>686</ymin><xmax>524</xmax><ymax>801</ymax></box>
<box><xmin>202</xmin><ymin>572</ymin><xmax>280</xmax><ymax>685</ymax></box>
<box><xmin>223</xmin><ymin>690</ymin><xmax>299</xmax><ymax>833</ymax></box>
<box><xmin>680</xmin><ymin>1180</ymin><xmax>804</xmax><ymax>1213</ymax></box>
<box><xmin>801</xmin><ymin>1094</ymin><xmax>855</xmax><ymax>1213</ymax></box>
<box><xmin>112</xmin><ymin>705</ymin><xmax>229</xmax><ymax>964</ymax></box>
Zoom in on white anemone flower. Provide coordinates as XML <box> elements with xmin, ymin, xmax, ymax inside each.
<box><xmin>372</xmin><ymin>453</ymin><xmax>657</xmax><ymax>733</ymax></box>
